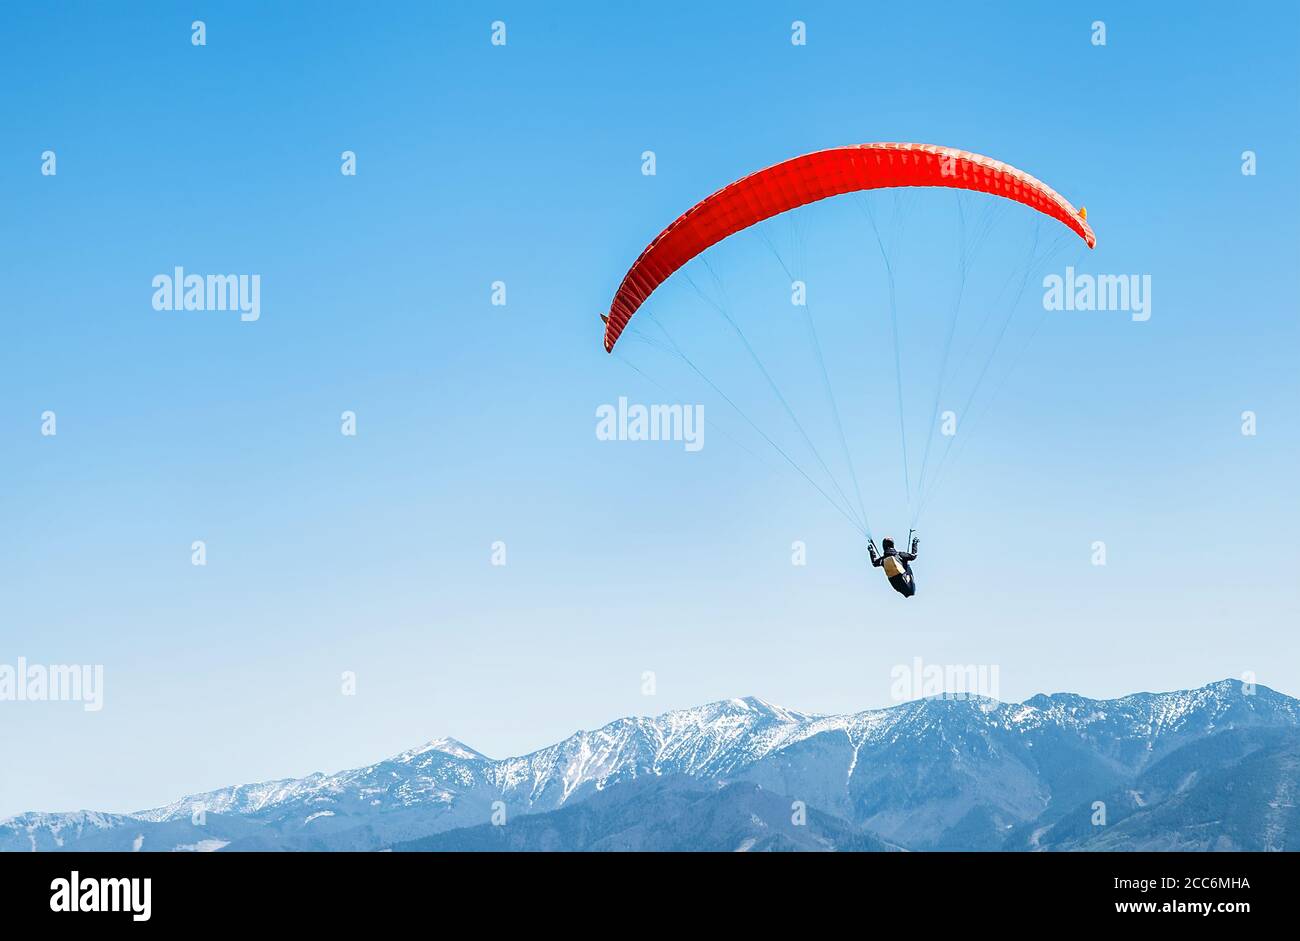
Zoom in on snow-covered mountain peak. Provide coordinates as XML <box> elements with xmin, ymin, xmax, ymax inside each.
<box><xmin>396</xmin><ymin>737</ymin><xmax>488</xmax><ymax>764</ymax></box>
<box><xmin>729</xmin><ymin>695</ymin><xmax>814</xmax><ymax>723</ymax></box>
<box><xmin>646</xmin><ymin>695</ymin><xmax>813</xmax><ymax>730</ymax></box>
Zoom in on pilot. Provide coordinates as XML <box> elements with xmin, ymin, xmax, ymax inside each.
<box><xmin>868</xmin><ymin>535</ymin><xmax>919</xmax><ymax>598</ymax></box>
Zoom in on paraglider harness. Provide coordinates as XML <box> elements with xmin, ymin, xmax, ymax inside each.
<box><xmin>868</xmin><ymin>531</ymin><xmax>919</xmax><ymax>598</ymax></box>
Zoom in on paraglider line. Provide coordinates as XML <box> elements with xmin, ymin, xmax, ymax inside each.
<box><xmin>757</xmin><ymin>223</ymin><xmax>872</xmax><ymax>535</ymax></box>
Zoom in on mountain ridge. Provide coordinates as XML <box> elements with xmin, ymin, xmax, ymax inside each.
<box><xmin>4</xmin><ymin>678</ymin><xmax>1295</xmax><ymax>851</ymax></box>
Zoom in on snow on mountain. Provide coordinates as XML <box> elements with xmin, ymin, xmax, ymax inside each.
<box><xmin>484</xmin><ymin>695</ymin><xmax>817</xmax><ymax>805</ymax></box>
<box><xmin>134</xmin><ymin>773</ymin><xmax>332</xmax><ymax>823</ymax></box>
<box><xmin>396</xmin><ymin>738</ymin><xmax>489</xmax><ymax>763</ymax></box>
<box><xmin>0</xmin><ymin>811</ymin><xmax>133</xmax><ymax>852</ymax></box>
<box><xmin>4</xmin><ymin>679</ymin><xmax>1296</xmax><ymax>851</ymax></box>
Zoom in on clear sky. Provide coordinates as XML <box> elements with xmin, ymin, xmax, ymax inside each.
<box><xmin>2</xmin><ymin>2</ymin><xmax>1297</xmax><ymax>817</ymax></box>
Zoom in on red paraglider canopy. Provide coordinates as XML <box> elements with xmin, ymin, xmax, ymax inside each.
<box><xmin>602</xmin><ymin>143</ymin><xmax>1095</xmax><ymax>352</ymax></box>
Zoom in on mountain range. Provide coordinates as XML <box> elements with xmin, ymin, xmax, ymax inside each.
<box><xmin>4</xmin><ymin>678</ymin><xmax>1297</xmax><ymax>851</ymax></box>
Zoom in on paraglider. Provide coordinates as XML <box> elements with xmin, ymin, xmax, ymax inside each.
<box><xmin>601</xmin><ymin>143</ymin><xmax>1095</xmax><ymax>354</ymax></box>
<box><xmin>600</xmin><ymin>143</ymin><xmax>1095</xmax><ymax>598</ymax></box>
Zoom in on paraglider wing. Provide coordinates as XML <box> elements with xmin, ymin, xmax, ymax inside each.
<box><xmin>602</xmin><ymin>143</ymin><xmax>1096</xmax><ymax>352</ymax></box>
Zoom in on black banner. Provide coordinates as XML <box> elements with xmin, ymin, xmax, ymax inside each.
<box><xmin>0</xmin><ymin>850</ymin><xmax>1288</xmax><ymax>928</ymax></box>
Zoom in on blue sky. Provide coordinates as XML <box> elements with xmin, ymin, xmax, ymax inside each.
<box><xmin>2</xmin><ymin>2</ymin><xmax>1297</xmax><ymax>817</ymax></box>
